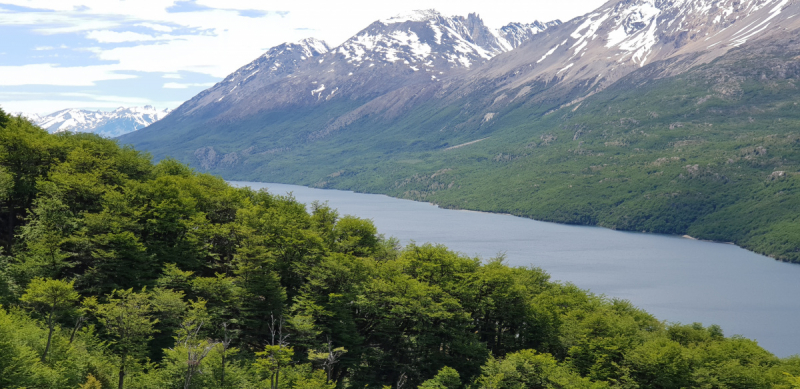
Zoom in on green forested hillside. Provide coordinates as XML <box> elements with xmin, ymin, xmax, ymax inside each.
<box><xmin>131</xmin><ymin>36</ymin><xmax>800</xmax><ymax>262</ymax></box>
<box><xmin>4</xmin><ymin>110</ymin><xmax>800</xmax><ymax>388</ymax></box>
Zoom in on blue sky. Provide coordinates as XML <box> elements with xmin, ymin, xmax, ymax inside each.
<box><xmin>0</xmin><ymin>0</ymin><xmax>606</xmax><ymax>114</ymax></box>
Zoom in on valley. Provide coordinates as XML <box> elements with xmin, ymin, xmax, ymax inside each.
<box><xmin>235</xmin><ymin>180</ymin><xmax>800</xmax><ymax>358</ymax></box>
<box><xmin>120</xmin><ymin>0</ymin><xmax>800</xmax><ymax>262</ymax></box>
<box><xmin>3</xmin><ymin>0</ymin><xmax>800</xmax><ymax>386</ymax></box>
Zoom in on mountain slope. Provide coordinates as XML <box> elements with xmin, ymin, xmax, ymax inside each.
<box><xmin>460</xmin><ymin>0</ymin><xmax>800</xmax><ymax>101</ymax></box>
<box><xmin>123</xmin><ymin>10</ymin><xmax>560</xmax><ymax>155</ymax></box>
<box><xmin>26</xmin><ymin>106</ymin><xmax>170</xmax><ymax>137</ymax></box>
<box><xmin>121</xmin><ymin>2</ymin><xmax>800</xmax><ymax>261</ymax></box>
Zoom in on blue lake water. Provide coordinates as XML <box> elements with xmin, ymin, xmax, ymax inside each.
<box><xmin>232</xmin><ymin>181</ymin><xmax>800</xmax><ymax>357</ymax></box>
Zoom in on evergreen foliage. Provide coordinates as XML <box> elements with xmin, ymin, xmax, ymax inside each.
<box><xmin>2</xmin><ymin>118</ymin><xmax>800</xmax><ymax>388</ymax></box>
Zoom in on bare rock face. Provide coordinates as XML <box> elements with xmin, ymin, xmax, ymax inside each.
<box><xmin>194</xmin><ymin>146</ymin><xmax>218</xmax><ymax>170</ymax></box>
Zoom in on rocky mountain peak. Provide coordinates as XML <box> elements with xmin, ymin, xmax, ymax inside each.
<box><xmin>180</xmin><ymin>37</ymin><xmax>330</xmax><ymax>114</ymax></box>
<box><xmin>562</xmin><ymin>0</ymin><xmax>796</xmax><ymax>69</ymax></box>
<box><xmin>337</xmin><ymin>10</ymin><xmax>496</xmax><ymax>71</ymax></box>
<box><xmin>499</xmin><ymin>20</ymin><xmax>563</xmax><ymax>48</ymax></box>
<box><xmin>478</xmin><ymin>0</ymin><xmax>799</xmax><ymax>102</ymax></box>
<box><xmin>297</xmin><ymin>37</ymin><xmax>331</xmax><ymax>56</ymax></box>
<box><xmin>335</xmin><ymin>9</ymin><xmax>557</xmax><ymax>72</ymax></box>
<box><xmin>171</xmin><ymin>9</ymin><xmax>562</xmax><ymax>120</ymax></box>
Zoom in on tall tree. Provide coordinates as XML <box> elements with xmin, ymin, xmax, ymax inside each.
<box><xmin>13</xmin><ymin>193</ymin><xmax>76</xmax><ymax>282</ymax></box>
<box><xmin>176</xmin><ymin>299</ymin><xmax>217</xmax><ymax>389</ymax></box>
<box><xmin>94</xmin><ymin>288</ymin><xmax>158</xmax><ymax>389</ymax></box>
<box><xmin>20</xmin><ymin>277</ymin><xmax>79</xmax><ymax>361</ymax></box>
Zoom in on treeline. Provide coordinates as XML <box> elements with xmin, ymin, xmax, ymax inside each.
<box><xmin>1</xmin><ymin>108</ymin><xmax>799</xmax><ymax>388</ymax></box>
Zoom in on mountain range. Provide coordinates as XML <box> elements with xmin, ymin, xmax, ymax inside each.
<box><xmin>121</xmin><ymin>1</ymin><xmax>800</xmax><ymax>262</ymax></box>
<box><xmin>21</xmin><ymin>106</ymin><xmax>170</xmax><ymax>138</ymax></box>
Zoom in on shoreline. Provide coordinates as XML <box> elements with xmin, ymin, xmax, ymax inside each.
<box><xmin>232</xmin><ymin>179</ymin><xmax>773</xmax><ymax>262</ymax></box>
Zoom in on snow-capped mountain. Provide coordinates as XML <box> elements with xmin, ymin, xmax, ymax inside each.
<box><xmin>478</xmin><ymin>0</ymin><xmax>800</xmax><ymax>99</ymax></box>
<box><xmin>122</xmin><ymin>1</ymin><xmax>800</xmax><ymax>172</ymax></box>
<box><xmin>184</xmin><ymin>38</ymin><xmax>330</xmax><ymax>115</ymax></box>
<box><xmin>171</xmin><ymin>10</ymin><xmax>560</xmax><ymax>120</ymax></box>
<box><xmin>28</xmin><ymin>106</ymin><xmax>171</xmax><ymax>138</ymax></box>
<box><xmin>334</xmin><ymin>11</ymin><xmax>556</xmax><ymax>70</ymax></box>
<box><xmin>499</xmin><ymin>20</ymin><xmax>563</xmax><ymax>49</ymax></box>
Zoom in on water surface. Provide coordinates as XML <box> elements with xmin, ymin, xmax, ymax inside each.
<box><xmin>232</xmin><ymin>181</ymin><xmax>800</xmax><ymax>357</ymax></box>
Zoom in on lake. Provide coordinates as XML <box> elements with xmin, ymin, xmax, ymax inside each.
<box><xmin>232</xmin><ymin>181</ymin><xmax>800</xmax><ymax>357</ymax></box>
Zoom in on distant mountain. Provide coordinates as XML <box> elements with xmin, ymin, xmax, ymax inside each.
<box><xmin>120</xmin><ymin>2</ymin><xmax>800</xmax><ymax>262</ymax></box>
<box><xmin>154</xmin><ymin>10</ymin><xmax>560</xmax><ymax>126</ymax></box>
<box><xmin>24</xmin><ymin>106</ymin><xmax>171</xmax><ymax>138</ymax></box>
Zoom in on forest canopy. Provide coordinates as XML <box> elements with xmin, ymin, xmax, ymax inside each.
<box><xmin>1</xmin><ymin>108</ymin><xmax>799</xmax><ymax>388</ymax></box>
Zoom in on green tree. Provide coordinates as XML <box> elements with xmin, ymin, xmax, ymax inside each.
<box><xmin>13</xmin><ymin>192</ymin><xmax>76</xmax><ymax>282</ymax></box>
<box><xmin>0</xmin><ymin>307</ymin><xmax>44</xmax><ymax>388</ymax></box>
<box><xmin>310</xmin><ymin>201</ymin><xmax>338</xmax><ymax>248</ymax></box>
<box><xmin>254</xmin><ymin>344</ymin><xmax>294</xmax><ymax>389</ymax></box>
<box><xmin>785</xmin><ymin>372</ymin><xmax>800</xmax><ymax>388</ymax></box>
<box><xmin>176</xmin><ymin>299</ymin><xmax>218</xmax><ymax>389</ymax></box>
<box><xmin>623</xmin><ymin>338</ymin><xmax>694</xmax><ymax>389</ymax></box>
<box><xmin>280</xmin><ymin>363</ymin><xmax>336</xmax><ymax>389</ymax></box>
<box><xmin>475</xmin><ymin>349</ymin><xmax>608</xmax><ymax>389</ymax></box>
<box><xmin>307</xmin><ymin>339</ymin><xmax>347</xmax><ymax>383</ymax></box>
<box><xmin>94</xmin><ymin>288</ymin><xmax>159</xmax><ymax>389</ymax></box>
<box><xmin>80</xmin><ymin>374</ymin><xmax>103</xmax><ymax>389</ymax></box>
<box><xmin>333</xmin><ymin>216</ymin><xmax>378</xmax><ymax>257</ymax></box>
<box><xmin>419</xmin><ymin>366</ymin><xmax>461</xmax><ymax>389</ymax></box>
<box><xmin>19</xmin><ymin>277</ymin><xmax>79</xmax><ymax>360</ymax></box>
<box><xmin>0</xmin><ymin>119</ymin><xmax>66</xmax><ymax>247</ymax></box>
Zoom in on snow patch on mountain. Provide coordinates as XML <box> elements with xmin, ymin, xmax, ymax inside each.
<box><xmin>162</xmin><ymin>9</ymin><xmax>562</xmax><ymax>120</ymax></box>
<box><xmin>338</xmin><ymin>10</ymin><xmax>560</xmax><ymax>70</ymax></box>
<box><xmin>25</xmin><ymin>106</ymin><xmax>170</xmax><ymax>138</ymax></box>
<box><xmin>591</xmin><ymin>0</ymin><xmax>793</xmax><ymax>66</ymax></box>
<box><xmin>499</xmin><ymin>20</ymin><xmax>563</xmax><ymax>49</ymax></box>
<box><xmin>200</xmin><ymin>38</ymin><xmax>331</xmax><ymax>109</ymax></box>
<box><xmin>380</xmin><ymin>9</ymin><xmax>441</xmax><ymax>24</ymax></box>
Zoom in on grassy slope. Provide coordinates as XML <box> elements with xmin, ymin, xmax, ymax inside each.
<box><xmin>129</xmin><ymin>39</ymin><xmax>800</xmax><ymax>262</ymax></box>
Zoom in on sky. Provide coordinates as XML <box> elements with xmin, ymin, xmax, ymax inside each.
<box><xmin>0</xmin><ymin>0</ymin><xmax>608</xmax><ymax>115</ymax></box>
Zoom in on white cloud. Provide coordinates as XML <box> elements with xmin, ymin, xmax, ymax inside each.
<box><xmin>2</xmin><ymin>99</ymin><xmax>184</xmax><ymax>115</ymax></box>
<box><xmin>85</xmin><ymin>30</ymin><xmax>164</xmax><ymax>43</ymax></box>
<box><xmin>0</xmin><ymin>91</ymin><xmax>182</xmax><ymax>114</ymax></box>
<box><xmin>136</xmin><ymin>22</ymin><xmax>174</xmax><ymax>32</ymax></box>
<box><xmin>0</xmin><ymin>10</ymin><xmax>120</xmax><ymax>33</ymax></box>
<box><xmin>0</xmin><ymin>64</ymin><xmax>136</xmax><ymax>86</ymax></box>
<box><xmin>162</xmin><ymin>73</ymin><xmax>182</xmax><ymax>79</ymax></box>
<box><xmin>163</xmin><ymin>82</ymin><xmax>215</xmax><ymax>89</ymax></box>
<box><xmin>59</xmin><ymin>92</ymin><xmax>153</xmax><ymax>103</ymax></box>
